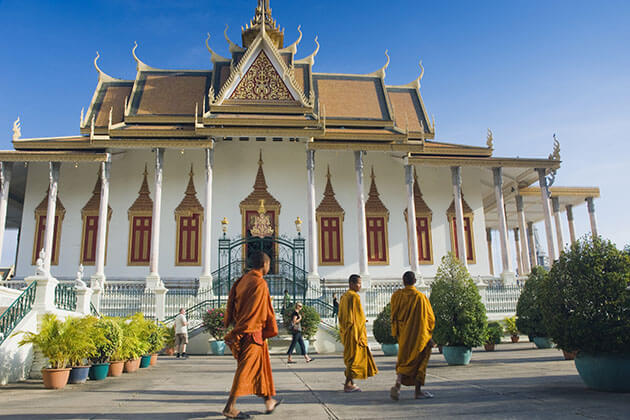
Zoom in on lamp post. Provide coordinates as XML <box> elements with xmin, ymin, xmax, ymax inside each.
<box><xmin>221</xmin><ymin>217</ymin><xmax>229</xmax><ymax>238</ymax></box>
<box><xmin>295</xmin><ymin>216</ymin><xmax>303</xmax><ymax>237</ymax></box>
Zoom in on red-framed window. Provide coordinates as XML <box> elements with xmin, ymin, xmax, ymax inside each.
<box><xmin>129</xmin><ymin>215</ymin><xmax>151</xmax><ymax>265</ymax></box>
<box><xmin>367</xmin><ymin>216</ymin><xmax>388</xmax><ymax>264</ymax></box>
<box><xmin>319</xmin><ymin>216</ymin><xmax>343</xmax><ymax>264</ymax></box>
<box><xmin>81</xmin><ymin>215</ymin><xmax>99</xmax><ymax>264</ymax></box>
<box><xmin>416</xmin><ymin>216</ymin><xmax>432</xmax><ymax>263</ymax></box>
<box><xmin>177</xmin><ymin>213</ymin><xmax>201</xmax><ymax>265</ymax></box>
<box><xmin>33</xmin><ymin>215</ymin><xmax>61</xmax><ymax>265</ymax></box>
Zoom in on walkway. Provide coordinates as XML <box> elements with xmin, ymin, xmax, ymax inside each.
<box><xmin>0</xmin><ymin>343</ymin><xmax>628</xmax><ymax>419</ymax></box>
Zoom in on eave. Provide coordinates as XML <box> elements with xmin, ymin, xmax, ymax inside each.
<box><xmin>0</xmin><ymin>150</ymin><xmax>109</xmax><ymax>162</ymax></box>
<box><xmin>208</xmin><ymin>103</ymin><xmax>314</xmax><ymax>115</ymax></box>
<box><xmin>315</xmin><ymin>129</ymin><xmax>406</xmax><ymax>142</ymax></box>
<box><xmin>409</xmin><ymin>155</ymin><xmax>561</xmax><ymax>169</ymax></box>
<box><xmin>196</xmin><ymin>126</ymin><xmax>325</xmax><ymax>137</ymax></box>
<box><xmin>202</xmin><ymin>115</ymin><xmax>320</xmax><ymax>128</ymax></box>
<box><xmin>307</xmin><ymin>141</ymin><xmax>425</xmax><ymax>152</ymax></box>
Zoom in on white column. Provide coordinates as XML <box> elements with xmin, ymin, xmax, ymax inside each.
<box><xmin>306</xmin><ymin>149</ymin><xmax>319</xmax><ymax>285</ymax></box>
<box><xmin>527</xmin><ymin>221</ymin><xmax>538</xmax><ymax>268</ymax></box>
<box><xmin>450</xmin><ymin>166</ymin><xmax>467</xmax><ymax>267</ymax></box>
<box><xmin>492</xmin><ymin>167</ymin><xmax>514</xmax><ymax>282</ymax></box>
<box><xmin>147</xmin><ymin>148</ymin><xmax>164</xmax><ymax>289</ymax></box>
<box><xmin>199</xmin><ymin>146</ymin><xmax>214</xmax><ymax>292</ymax></box>
<box><xmin>514</xmin><ymin>228</ymin><xmax>523</xmax><ymax>276</ymax></box>
<box><xmin>0</xmin><ymin>162</ymin><xmax>13</xmax><ymax>261</ymax></box>
<box><xmin>486</xmin><ymin>228</ymin><xmax>494</xmax><ymax>276</ymax></box>
<box><xmin>355</xmin><ymin>151</ymin><xmax>370</xmax><ymax>286</ymax></box>
<box><xmin>404</xmin><ymin>163</ymin><xmax>420</xmax><ymax>275</ymax></box>
<box><xmin>566</xmin><ymin>204</ymin><xmax>576</xmax><ymax>244</ymax></box>
<box><xmin>515</xmin><ymin>195</ymin><xmax>531</xmax><ymax>275</ymax></box>
<box><xmin>586</xmin><ymin>197</ymin><xmax>598</xmax><ymax>237</ymax></box>
<box><xmin>536</xmin><ymin>168</ymin><xmax>556</xmax><ymax>263</ymax></box>
<box><xmin>43</xmin><ymin>162</ymin><xmax>61</xmax><ymax>274</ymax></box>
<box><xmin>551</xmin><ymin>196</ymin><xmax>564</xmax><ymax>254</ymax></box>
<box><xmin>91</xmin><ymin>158</ymin><xmax>110</xmax><ymax>288</ymax></box>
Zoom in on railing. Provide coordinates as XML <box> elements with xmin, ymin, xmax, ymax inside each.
<box><xmin>0</xmin><ymin>280</ymin><xmax>28</xmax><ymax>290</ymax></box>
<box><xmin>90</xmin><ymin>302</ymin><xmax>101</xmax><ymax>317</ymax></box>
<box><xmin>485</xmin><ymin>285</ymin><xmax>523</xmax><ymax>313</ymax></box>
<box><xmin>163</xmin><ymin>299</ymin><xmax>221</xmax><ymax>331</ymax></box>
<box><xmin>363</xmin><ymin>284</ymin><xmax>402</xmax><ymax>317</ymax></box>
<box><xmin>0</xmin><ymin>282</ymin><xmax>36</xmax><ymax>346</ymax></box>
<box><xmin>100</xmin><ymin>282</ymin><xmax>155</xmax><ymax>318</ymax></box>
<box><xmin>54</xmin><ymin>283</ymin><xmax>77</xmax><ymax>312</ymax></box>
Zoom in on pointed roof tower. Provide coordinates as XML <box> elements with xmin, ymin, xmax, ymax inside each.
<box><xmin>129</xmin><ymin>164</ymin><xmax>153</xmax><ymax>214</ymax></box>
<box><xmin>242</xmin><ymin>0</ymin><xmax>284</xmax><ymax>49</ymax></box>
<box><xmin>240</xmin><ymin>150</ymin><xmax>281</xmax><ymax>209</ymax></box>
<box><xmin>176</xmin><ymin>165</ymin><xmax>204</xmax><ymax>214</ymax></box>
<box><xmin>365</xmin><ymin>167</ymin><xmax>389</xmax><ymax>215</ymax></box>
<box><xmin>317</xmin><ymin>166</ymin><xmax>345</xmax><ymax>215</ymax></box>
<box><xmin>82</xmin><ymin>171</ymin><xmax>112</xmax><ymax>214</ymax></box>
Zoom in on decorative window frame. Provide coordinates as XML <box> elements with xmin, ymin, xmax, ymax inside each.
<box><xmin>175</xmin><ymin>166</ymin><xmax>204</xmax><ymax>267</ymax></box>
<box><xmin>80</xmin><ymin>173</ymin><xmax>112</xmax><ymax>266</ymax></box>
<box><xmin>447</xmin><ymin>211</ymin><xmax>477</xmax><ymax>264</ymax></box>
<box><xmin>403</xmin><ymin>170</ymin><xmax>433</xmax><ymax>265</ymax></box>
<box><xmin>32</xmin><ymin>194</ymin><xmax>65</xmax><ymax>266</ymax></box>
<box><xmin>316</xmin><ymin>167</ymin><xmax>345</xmax><ymax>266</ymax></box>
<box><xmin>365</xmin><ymin>168</ymin><xmax>389</xmax><ymax>266</ymax></box>
<box><xmin>127</xmin><ymin>165</ymin><xmax>153</xmax><ymax>266</ymax></box>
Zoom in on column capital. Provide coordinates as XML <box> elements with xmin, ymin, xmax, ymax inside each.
<box><xmin>552</xmin><ymin>196</ymin><xmax>561</xmax><ymax>213</ymax></box>
<box><xmin>49</xmin><ymin>161</ymin><xmax>61</xmax><ymax>183</ymax></box>
<box><xmin>492</xmin><ymin>166</ymin><xmax>503</xmax><ymax>187</ymax></box>
<box><xmin>450</xmin><ymin>166</ymin><xmax>462</xmax><ymax>186</ymax></box>
<box><xmin>354</xmin><ymin>150</ymin><xmax>365</xmax><ymax>171</ymax></box>
<box><xmin>404</xmin><ymin>164</ymin><xmax>414</xmax><ymax>186</ymax></box>
<box><xmin>586</xmin><ymin>196</ymin><xmax>596</xmax><ymax>213</ymax></box>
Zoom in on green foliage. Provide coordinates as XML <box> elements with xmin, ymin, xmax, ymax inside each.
<box><xmin>113</xmin><ymin>314</ymin><xmax>150</xmax><ymax>360</ymax></box>
<box><xmin>162</xmin><ymin>323</ymin><xmax>175</xmax><ymax>349</ymax></box>
<box><xmin>486</xmin><ymin>321</ymin><xmax>503</xmax><ymax>344</ymax></box>
<box><xmin>144</xmin><ymin>320</ymin><xmax>167</xmax><ymax>355</ymax></box>
<box><xmin>17</xmin><ymin>314</ymin><xmax>72</xmax><ymax>369</ymax></box>
<box><xmin>515</xmin><ymin>267</ymin><xmax>549</xmax><ymax>337</ymax></box>
<box><xmin>540</xmin><ymin>236</ymin><xmax>630</xmax><ymax>355</ymax></box>
<box><xmin>503</xmin><ymin>316</ymin><xmax>519</xmax><ymax>336</ymax></box>
<box><xmin>429</xmin><ymin>253</ymin><xmax>487</xmax><ymax>347</ymax></box>
<box><xmin>203</xmin><ymin>307</ymin><xmax>230</xmax><ymax>340</ymax></box>
<box><xmin>65</xmin><ymin>316</ymin><xmax>97</xmax><ymax>367</ymax></box>
<box><xmin>89</xmin><ymin>317</ymin><xmax>122</xmax><ymax>364</ymax></box>
<box><xmin>373</xmin><ymin>303</ymin><xmax>396</xmax><ymax>344</ymax></box>
<box><xmin>283</xmin><ymin>304</ymin><xmax>321</xmax><ymax>340</ymax></box>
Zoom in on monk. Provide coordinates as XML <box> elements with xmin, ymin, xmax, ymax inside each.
<box><xmin>338</xmin><ymin>274</ymin><xmax>378</xmax><ymax>392</ymax></box>
<box><xmin>389</xmin><ymin>271</ymin><xmax>435</xmax><ymax>401</ymax></box>
<box><xmin>222</xmin><ymin>251</ymin><xmax>282</xmax><ymax>419</ymax></box>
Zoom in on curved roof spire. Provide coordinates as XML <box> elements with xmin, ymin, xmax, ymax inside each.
<box><xmin>132</xmin><ymin>41</ymin><xmax>158</xmax><ymax>71</ymax></box>
<box><xmin>368</xmin><ymin>49</ymin><xmax>390</xmax><ymax>78</ymax></box>
<box><xmin>224</xmin><ymin>25</ymin><xmax>245</xmax><ymax>53</ymax></box>
<box><xmin>280</xmin><ymin>25</ymin><xmax>302</xmax><ymax>54</ymax></box>
<box><xmin>206</xmin><ymin>33</ymin><xmax>230</xmax><ymax>63</ymax></box>
<box><xmin>93</xmin><ymin>51</ymin><xmax>121</xmax><ymax>83</ymax></box>
<box><xmin>295</xmin><ymin>36</ymin><xmax>320</xmax><ymax>66</ymax></box>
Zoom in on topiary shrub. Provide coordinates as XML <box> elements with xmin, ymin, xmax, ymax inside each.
<box><xmin>486</xmin><ymin>321</ymin><xmax>503</xmax><ymax>345</ymax></box>
<box><xmin>539</xmin><ymin>236</ymin><xmax>630</xmax><ymax>355</ymax></box>
<box><xmin>283</xmin><ymin>304</ymin><xmax>320</xmax><ymax>340</ymax></box>
<box><xmin>516</xmin><ymin>267</ymin><xmax>549</xmax><ymax>338</ymax></box>
<box><xmin>429</xmin><ymin>253</ymin><xmax>487</xmax><ymax>348</ymax></box>
<box><xmin>373</xmin><ymin>303</ymin><xmax>396</xmax><ymax>344</ymax></box>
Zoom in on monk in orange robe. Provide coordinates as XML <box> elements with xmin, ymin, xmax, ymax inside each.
<box><xmin>222</xmin><ymin>251</ymin><xmax>282</xmax><ymax>419</ymax></box>
<box><xmin>389</xmin><ymin>271</ymin><xmax>435</xmax><ymax>400</ymax></box>
<box><xmin>338</xmin><ymin>274</ymin><xmax>378</xmax><ymax>392</ymax></box>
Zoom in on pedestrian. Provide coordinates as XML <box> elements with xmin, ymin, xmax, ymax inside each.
<box><xmin>222</xmin><ymin>251</ymin><xmax>282</xmax><ymax>419</ymax></box>
<box><xmin>389</xmin><ymin>271</ymin><xmax>435</xmax><ymax>401</ymax></box>
<box><xmin>174</xmin><ymin>308</ymin><xmax>188</xmax><ymax>359</ymax></box>
<box><xmin>332</xmin><ymin>293</ymin><xmax>339</xmax><ymax>324</ymax></box>
<box><xmin>338</xmin><ymin>274</ymin><xmax>378</xmax><ymax>392</ymax></box>
<box><xmin>281</xmin><ymin>289</ymin><xmax>290</xmax><ymax>316</ymax></box>
<box><xmin>287</xmin><ymin>302</ymin><xmax>313</xmax><ymax>364</ymax></box>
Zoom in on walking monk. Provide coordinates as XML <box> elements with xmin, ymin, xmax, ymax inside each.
<box><xmin>222</xmin><ymin>251</ymin><xmax>282</xmax><ymax>419</ymax></box>
<box><xmin>338</xmin><ymin>274</ymin><xmax>378</xmax><ymax>392</ymax></box>
<box><xmin>389</xmin><ymin>271</ymin><xmax>435</xmax><ymax>400</ymax></box>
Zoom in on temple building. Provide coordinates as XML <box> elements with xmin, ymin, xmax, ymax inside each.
<box><xmin>1</xmin><ymin>0</ymin><xmax>600</xmax><ymax>295</ymax></box>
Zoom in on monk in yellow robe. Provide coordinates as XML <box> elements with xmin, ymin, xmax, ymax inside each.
<box><xmin>222</xmin><ymin>251</ymin><xmax>282</xmax><ymax>419</ymax></box>
<box><xmin>390</xmin><ymin>271</ymin><xmax>435</xmax><ymax>400</ymax></box>
<box><xmin>338</xmin><ymin>274</ymin><xmax>378</xmax><ymax>392</ymax></box>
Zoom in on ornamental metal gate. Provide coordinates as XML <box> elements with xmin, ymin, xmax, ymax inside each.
<box><xmin>214</xmin><ymin>235</ymin><xmax>307</xmax><ymax>311</ymax></box>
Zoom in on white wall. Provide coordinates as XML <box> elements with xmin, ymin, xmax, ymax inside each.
<box><xmin>14</xmin><ymin>142</ymin><xmax>490</xmax><ymax>282</ymax></box>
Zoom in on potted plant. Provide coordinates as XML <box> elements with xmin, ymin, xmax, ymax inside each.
<box><xmin>373</xmin><ymin>303</ymin><xmax>398</xmax><ymax>356</ymax></box>
<box><xmin>136</xmin><ymin>316</ymin><xmax>160</xmax><ymax>368</ymax></box>
<box><xmin>147</xmin><ymin>322</ymin><xmax>167</xmax><ymax>366</ymax></box>
<box><xmin>203</xmin><ymin>307</ymin><xmax>230</xmax><ymax>355</ymax></box>
<box><xmin>162</xmin><ymin>324</ymin><xmax>176</xmax><ymax>356</ymax></box>
<box><xmin>89</xmin><ymin>317</ymin><xmax>122</xmax><ymax>381</ymax></box>
<box><xmin>118</xmin><ymin>314</ymin><xmax>148</xmax><ymax>373</ymax></box>
<box><xmin>66</xmin><ymin>316</ymin><xmax>97</xmax><ymax>384</ymax></box>
<box><xmin>540</xmin><ymin>237</ymin><xmax>630</xmax><ymax>392</ymax></box>
<box><xmin>484</xmin><ymin>321</ymin><xmax>503</xmax><ymax>351</ymax></box>
<box><xmin>516</xmin><ymin>267</ymin><xmax>552</xmax><ymax>349</ymax></box>
<box><xmin>504</xmin><ymin>316</ymin><xmax>519</xmax><ymax>343</ymax></box>
<box><xmin>282</xmin><ymin>304</ymin><xmax>321</xmax><ymax>355</ymax></box>
<box><xmin>430</xmin><ymin>253</ymin><xmax>487</xmax><ymax>365</ymax></box>
<box><xmin>17</xmin><ymin>313</ymin><xmax>72</xmax><ymax>389</ymax></box>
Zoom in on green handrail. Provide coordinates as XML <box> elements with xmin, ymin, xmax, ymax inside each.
<box><xmin>0</xmin><ymin>281</ymin><xmax>36</xmax><ymax>346</ymax></box>
<box><xmin>54</xmin><ymin>283</ymin><xmax>77</xmax><ymax>312</ymax></box>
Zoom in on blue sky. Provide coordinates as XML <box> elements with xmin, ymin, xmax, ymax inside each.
<box><xmin>0</xmin><ymin>0</ymin><xmax>629</xmax><ymax>265</ymax></box>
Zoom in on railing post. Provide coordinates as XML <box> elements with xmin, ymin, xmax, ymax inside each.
<box><xmin>75</xmin><ymin>285</ymin><xmax>93</xmax><ymax>316</ymax></box>
<box><xmin>154</xmin><ymin>287</ymin><xmax>167</xmax><ymax>321</ymax></box>
<box><xmin>25</xmin><ymin>275</ymin><xmax>58</xmax><ymax>313</ymax></box>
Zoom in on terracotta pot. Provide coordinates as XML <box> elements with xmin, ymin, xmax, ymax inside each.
<box><xmin>563</xmin><ymin>350</ymin><xmax>577</xmax><ymax>360</ymax></box>
<box><xmin>42</xmin><ymin>368</ymin><xmax>71</xmax><ymax>390</ymax></box>
<box><xmin>124</xmin><ymin>358</ymin><xmax>141</xmax><ymax>373</ymax></box>
<box><xmin>108</xmin><ymin>361</ymin><xmax>125</xmax><ymax>377</ymax></box>
<box><xmin>164</xmin><ymin>347</ymin><xmax>175</xmax><ymax>356</ymax></box>
<box><xmin>484</xmin><ymin>343</ymin><xmax>496</xmax><ymax>352</ymax></box>
<box><xmin>511</xmin><ymin>335</ymin><xmax>520</xmax><ymax>343</ymax></box>
<box><xmin>150</xmin><ymin>354</ymin><xmax>158</xmax><ymax>366</ymax></box>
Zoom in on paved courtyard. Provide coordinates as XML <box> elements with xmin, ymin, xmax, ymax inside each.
<box><xmin>0</xmin><ymin>342</ymin><xmax>628</xmax><ymax>419</ymax></box>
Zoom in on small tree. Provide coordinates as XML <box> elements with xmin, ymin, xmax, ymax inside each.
<box><xmin>17</xmin><ymin>313</ymin><xmax>72</xmax><ymax>369</ymax></box>
<box><xmin>430</xmin><ymin>253</ymin><xmax>487</xmax><ymax>348</ymax></box>
<box><xmin>540</xmin><ymin>237</ymin><xmax>630</xmax><ymax>354</ymax></box>
<box><xmin>283</xmin><ymin>304</ymin><xmax>320</xmax><ymax>340</ymax></box>
<box><xmin>486</xmin><ymin>321</ymin><xmax>503</xmax><ymax>345</ymax></box>
<box><xmin>203</xmin><ymin>307</ymin><xmax>230</xmax><ymax>341</ymax></box>
<box><xmin>89</xmin><ymin>317</ymin><xmax>122</xmax><ymax>364</ymax></box>
<box><xmin>516</xmin><ymin>267</ymin><xmax>548</xmax><ymax>337</ymax></box>
<box><xmin>373</xmin><ymin>303</ymin><xmax>396</xmax><ymax>345</ymax></box>
<box><xmin>65</xmin><ymin>316</ymin><xmax>97</xmax><ymax>367</ymax></box>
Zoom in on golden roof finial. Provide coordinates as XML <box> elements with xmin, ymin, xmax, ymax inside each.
<box><xmin>189</xmin><ymin>163</ymin><xmax>194</xmax><ymax>177</ymax></box>
<box><xmin>258</xmin><ymin>149</ymin><xmax>264</xmax><ymax>166</ymax></box>
<box><xmin>12</xmin><ymin>117</ymin><xmax>21</xmax><ymax>141</ymax></box>
<box><xmin>549</xmin><ymin>134</ymin><xmax>561</xmax><ymax>161</ymax></box>
<box><xmin>487</xmin><ymin>128</ymin><xmax>494</xmax><ymax>149</ymax></box>
<box><xmin>326</xmin><ymin>165</ymin><xmax>331</xmax><ymax>179</ymax></box>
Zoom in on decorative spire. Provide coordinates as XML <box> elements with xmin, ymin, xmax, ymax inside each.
<box><xmin>317</xmin><ymin>166</ymin><xmax>344</xmax><ymax>214</ymax></box>
<box><xmin>486</xmin><ymin>128</ymin><xmax>494</xmax><ymax>149</ymax></box>
<box><xmin>365</xmin><ymin>167</ymin><xmax>389</xmax><ymax>215</ymax></box>
<box><xmin>549</xmin><ymin>134</ymin><xmax>561</xmax><ymax>161</ymax></box>
<box><xmin>12</xmin><ymin>117</ymin><xmax>21</xmax><ymax>141</ymax></box>
<box><xmin>82</xmin><ymin>171</ymin><xmax>112</xmax><ymax>214</ymax></box>
<box><xmin>176</xmin><ymin>164</ymin><xmax>203</xmax><ymax>214</ymax></box>
<box><xmin>129</xmin><ymin>164</ymin><xmax>153</xmax><ymax>213</ymax></box>
<box><xmin>240</xmin><ymin>150</ymin><xmax>280</xmax><ymax>209</ymax></box>
<box><xmin>412</xmin><ymin>168</ymin><xmax>432</xmax><ymax>215</ymax></box>
<box><xmin>242</xmin><ymin>0</ymin><xmax>284</xmax><ymax>49</ymax></box>
<box><xmin>253</xmin><ymin>150</ymin><xmax>268</xmax><ymax>191</ymax></box>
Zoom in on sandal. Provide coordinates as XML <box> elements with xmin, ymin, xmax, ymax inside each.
<box><xmin>344</xmin><ymin>385</ymin><xmax>362</xmax><ymax>393</ymax></box>
<box><xmin>415</xmin><ymin>390</ymin><xmax>434</xmax><ymax>399</ymax></box>
<box><xmin>223</xmin><ymin>412</ymin><xmax>251</xmax><ymax>419</ymax></box>
<box><xmin>390</xmin><ymin>386</ymin><xmax>400</xmax><ymax>401</ymax></box>
<box><xmin>264</xmin><ymin>398</ymin><xmax>283</xmax><ymax>415</ymax></box>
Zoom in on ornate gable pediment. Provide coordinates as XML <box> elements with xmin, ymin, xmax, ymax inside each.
<box><xmin>230</xmin><ymin>51</ymin><xmax>293</xmax><ymax>101</ymax></box>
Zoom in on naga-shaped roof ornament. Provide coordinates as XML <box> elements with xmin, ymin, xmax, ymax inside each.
<box><xmin>549</xmin><ymin>134</ymin><xmax>561</xmax><ymax>161</ymax></box>
<box><xmin>12</xmin><ymin>117</ymin><xmax>21</xmax><ymax>141</ymax></box>
<box><xmin>206</xmin><ymin>33</ymin><xmax>230</xmax><ymax>63</ymax></box>
<box><xmin>93</xmin><ymin>51</ymin><xmax>121</xmax><ymax>83</ymax></box>
<box><xmin>368</xmin><ymin>50</ymin><xmax>390</xmax><ymax>78</ymax></box>
<box><xmin>132</xmin><ymin>41</ymin><xmax>158</xmax><ymax>71</ymax></box>
<box><xmin>486</xmin><ymin>128</ymin><xmax>494</xmax><ymax>149</ymax></box>
<box><xmin>295</xmin><ymin>36</ymin><xmax>320</xmax><ymax>66</ymax></box>
<box><xmin>224</xmin><ymin>25</ymin><xmax>245</xmax><ymax>53</ymax></box>
<box><xmin>280</xmin><ymin>25</ymin><xmax>302</xmax><ymax>54</ymax></box>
